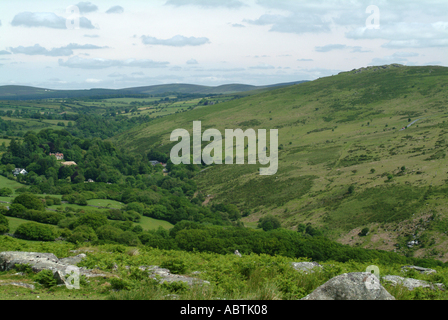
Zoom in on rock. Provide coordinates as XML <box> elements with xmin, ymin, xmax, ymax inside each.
<box><xmin>0</xmin><ymin>251</ymin><xmax>107</xmax><ymax>281</ymax></box>
<box><xmin>145</xmin><ymin>266</ymin><xmax>210</xmax><ymax>287</ymax></box>
<box><xmin>301</xmin><ymin>273</ymin><xmax>395</xmax><ymax>300</ymax></box>
<box><xmin>0</xmin><ymin>281</ymin><xmax>35</xmax><ymax>290</ymax></box>
<box><xmin>382</xmin><ymin>275</ymin><xmax>444</xmax><ymax>291</ymax></box>
<box><xmin>291</xmin><ymin>262</ymin><xmax>322</xmax><ymax>274</ymax></box>
<box><xmin>401</xmin><ymin>266</ymin><xmax>437</xmax><ymax>275</ymax></box>
<box><xmin>59</xmin><ymin>254</ymin><xmax>87</xmax><ymax>266</ymax></box>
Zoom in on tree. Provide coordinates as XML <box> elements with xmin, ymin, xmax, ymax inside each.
<box><xmin>370</xmin><ymin>169</ymin><xmax>376</xmax><ymax>174</ymax></box>
<box><xmin>0</xmin><ymin>188</ymin><xmax>13</xmax><ymax>196</ymax></box>
<box><xmin>257</xmin><ymin>215</ymin><xmax>281</xmax><ymax>231</ymax></box>
<box><xmin>72</xmin><ymin>212</ymin><xmax>108</xmax><ymax>231</ymax></box>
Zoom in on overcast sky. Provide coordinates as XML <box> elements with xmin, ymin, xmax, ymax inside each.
<box><xmin>0</xmin><ymin>0</ymin><xmax>447</xmax><ymax>89</ymax></box>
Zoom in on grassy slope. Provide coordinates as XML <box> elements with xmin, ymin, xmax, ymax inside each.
<box><xmin>111</xmin><ymin>65</ymin><xmax>448</xmax><ymax>261</ymax></box>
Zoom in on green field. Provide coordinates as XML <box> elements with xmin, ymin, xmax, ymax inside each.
<box><xmin>0</xmin><ymin>176</ymin><xmax>28</xmax><ymax>195</ymax></box>
<box><xmin>135</xmin><ymin>216</ymin><xmax>173</xmax><ymax>231</ymax></box>
<box><xmin>5</xmin><ymin>216</ymin><xmax>51</xmax><ymax>234</ymax></box>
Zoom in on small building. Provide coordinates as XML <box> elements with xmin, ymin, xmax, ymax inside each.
<box><xmin>149</xmin><ymin>160</ymin><xmax>160</xmax><ymax>166</ymax></box>
<box><xmin>50</xmin><ymin>153</ymin><xmax>64</xmax><ymax>160</ymax></box>
<box><xmin>61</xmin><ymin>161</ymin><xmax>77</xmax><ymax>166</ymax></box>
<box><xmin>13</xmin><ymin>168</ymin><xmax>28</xmax><ymax>176</ymax></box>
<box><xmin>88</xmin><ymin>179</ymin><xmax>95</xmax><ymax>183</ymax></box>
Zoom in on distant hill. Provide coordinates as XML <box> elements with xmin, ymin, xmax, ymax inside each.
<box><xmin>0</xmin><ymin>81</ymin><xmax>309</xmax><ymax>100</ymax></box>
<box><xmin>110</xmin><ymin>64</ymin><xmax>448</xmax><ymax>261</ymax></box>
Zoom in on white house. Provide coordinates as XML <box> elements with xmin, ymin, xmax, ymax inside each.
<box><xmin>13</xmin><ymin>168</ymin><xmax>28</xmax><ymax>176</ymax></box>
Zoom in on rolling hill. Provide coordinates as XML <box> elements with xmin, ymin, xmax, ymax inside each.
<box><xmin>0</xmin><ymin>81</ymin><xmax>308</xmax><ymax>100</ymax></box>
<box><xmin>111</xmin><ymin>64</ymin><xmax>448</xmax><ymax>261</ymax></box>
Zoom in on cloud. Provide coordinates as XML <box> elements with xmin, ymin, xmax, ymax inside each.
<box><xmin>297</xmin><ymin>59</ymin><xmax>313</xmax><ymax>62</ymax></box>
<box><xmin>186</xmin><ymin>59</ymin><xmax>198</xmax><ymax>65</ymax></box>
<box><xmin>9</xmin><ymin>43</ymin><xmax>107</xmax><ymax>56</ymax></box>
<box><xmin>131</xmin><ymin>72</ymin><xmax>145</xmax><ymax>76</ymax></box>
<box><xmin>347</xmin><ymin>22</ymin><xmax>448</xmax><ymax>48</ymax></box>
<box><xmin>0</xmin><ymin>50</ymin><xmax>11</xmax><ymax>55</ymax></box>
<box><xmin>106</xmin><ymin>6</ymin><xmax>124</xmax><ymax>14</ymax></box>
<box><xmin>315</xmin><ymin>44</ymin><xmax>347</xmax><ymax>52</ymax></box>
<box><xmin>165</xmin><ymin>0</ymin><xmax>245</xmax><ymax>9</ymax></box>
<box><xmin>84</xmin><ymin>34</ymin><xmax>99</xmax><ymax>38</ymax></box>
<box><xmin>369</xmin><ymin>52</ymin><xmax>418</xmax><ymax>66</ymax></box>
<box><xmin>249</xmin><ymin>63</ymin><xmax>275</xmax><ymax>70</ymax></box>
<box><xmin>11</xmin><ymin>12</ymin><xmax>95</xmax><ymax>29</ymax></box>
<box><xmin>58</xmin><ymin>56</ymin><xmax>170</xmax><ymax>69</ymax></box>
<box><xmin>76</xmin><ymin>2</ymin><xmax>98</xmax><ymax>14</ymax></box>
<box><xmin>244</xmin><ymin>13</ymin><xmax>331</xmax><ymax>34</ymax></box>
<box><xmin>315</xmin><ymin>44</ymin><xmax>370</xmax><ymax>53</ymax></box>
<box><xmin>141</xmin><ymin>35</ymin><xmax>210</xmax><ymax>47</ymax></box>
<box><xmin>382</xmin><ymin>39</ymin><xmax>448</xmax><ymax>49</ymax></box>
<box><xmin>0</xmin><ymin>20</ymin><xmax>2</xmax><ymax>26</ymax></box>
<box><xmin>232</xmin><ymin>23</ymin><xmax>245</xmax><ymax>28</ymax></box>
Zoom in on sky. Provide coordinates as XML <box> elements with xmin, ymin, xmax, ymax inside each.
<box><xmin>0</xmin><ymin>0</ymin><xmax>447</xmax><ymax>90</ymax></box>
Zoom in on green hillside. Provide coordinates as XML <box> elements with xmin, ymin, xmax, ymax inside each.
<box><xmin>111</xmin><ymin>64</ymin><xmax>448</xmax><ymax>261</ymax></box>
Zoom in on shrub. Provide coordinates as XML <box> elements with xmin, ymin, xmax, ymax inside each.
<box><xmin>160</xmin><ymin>258</ymin><xmax>188</xmax><ymax>275</ymax></box>
<box><xmin>117</xmin><ymin>231</ymin><xmax>141</xmax><ymax>247</ymax></box>
<box><xmin>0</xmin><ymin>188</ymin><xmax>13</xmax><ymax>196</ymax></box>
<box><xmin>34</xmin><ymin>269</ymin><xmax>57</xmax><ymax>288</ymax></box>
<box><xmin>12</xmin><ymin>193</ymin><xmax>45</xmax><ymax>211</ymax></box>
<box><xmin>359</xmin><ymin>228</ymin><xmax>370</xmax><ymax>237</ymax></box>
<box><xmin>0</xmin><ymin>214</ymin><xmax>9</xmax><ymax>234</ymax></box>
<box><xmin>68</xmin><ymin>225</ymin><xmax>98</xmax><ymax>244</ymax></box>
<box><xmin>14</xmin><ymin>222</ymin><xmax>57</xmax><ymax>241</ymax></box>
<box><xmin>72</xmin><ymin>212</ymin><xmax>108</xmax><ymax>231</ymax></box>
<box><xmin>96</xmin><ymin>225</ymin><xmax>123</xmax><ymax>242</ymax></box>
<box><xmin>257</xmin><ymin>215</ymin><xmax>281</xmax><ymax>231</ymax></box>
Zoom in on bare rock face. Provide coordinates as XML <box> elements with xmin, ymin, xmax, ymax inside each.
<box><xmin>291</xmin><ymin>262</ymin><xmax>322</xmax><ymax>274</ymax></box>
<box><xmin>383</xmin><ymin>275</ymin><xmax>444</xmax><ymax>291</ymax></box>
<box><xmin>0</xmin><ymin>252</ymin><xmax>107</xmax><ymax>286</ymax></box>
<box><xmin>301</xmin><ymin>272</ymin><xmax>395</xmax><ymax>300</ymax></box>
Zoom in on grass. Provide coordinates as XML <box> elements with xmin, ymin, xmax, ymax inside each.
<box><xmin>0</xmin><ymin>176</ymin><xmax>28</xmax><ymax>195</ymax></box>
<box><xmin>5</xmin><ymin>216</ymin><xmax>51</xmax><ymax>234</ymax></box>
<box><xmin>135</xmin><ymin>216</ymin><xmax>173</xmax><ymax>231</ymax></box>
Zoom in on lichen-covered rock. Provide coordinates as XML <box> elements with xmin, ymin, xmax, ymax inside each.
<box><xmin>382</xmin><ymin>275</ymin><xmax>444</xmax><ymax>291</ymax></box>
<box><xmin>301</xmin><ymin>272</ymin><xmax>395</xmax><ymax>300</ymax></box>
<box><xmin>129</xmin><ymin>265</ymin><xmax>210</xmax><ymax>286</ymax></box>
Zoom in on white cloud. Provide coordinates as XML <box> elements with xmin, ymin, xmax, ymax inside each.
<box><xmin>297</xmin><ymin>59</ymin><xmax>313</xmax><ymax>62</ymax></box>
<box><xmin>11</xmin><ymin>12</ymin><xmax>95</xmax><ymax>29</ymax></box>
<box><xmin>249</xmin><ymin>63</ymin><xmax>275</xmax><ymax>70</ymax></box>
<box><xmin>0</xmin><ymin>50</ymin><xmax>11</xmax><ymax>55</ymax></box>
<box><xmin>245</xmin><ymin>13</ymin><xmax>331</xmax><ymax>34</ymax></box>
<box><xmin>186</xmin><ymin>59</ymin><xmax>198</xmax><ymax>65</ymax></box>
<box><xmin>106</xmin><ymin>6</ymin><xmax>124</xmax><ymax>14</ymax></box>
<box><xmin>165</xmin><ymin>0</ymin><xmax>245</xmax><ymax>9</ymax></box>
<box><xmin>58</xmin><ymin>56</ymin><xmax>170</xmax><ymax>69</ymax></box>
<box><xmin>76</xmin><ymin>2</ymin><xmax>98</xmax><ymax>14</ymax></box>
<box><xmin>9</xmin><ymin>43</ymin><xmax>107</xmax><ymax>56</ymax></box>
<box><xmin>141</xmin><ymin>35</ymin><xmax>210</xmax><ymax>47</ymax></box>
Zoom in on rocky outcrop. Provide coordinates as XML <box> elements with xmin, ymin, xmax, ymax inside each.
<box><xmin>401</xmin><ymin>266</ymin><xmax>437</xmax><ymax>275</ymax></box>
<box><xmin>0</xmin><ymin>280</ymin><xmax>35</xmax><ymax>290</ymax></box>
<box><xmin>301</xmin><ymin>272</ymin><xmax>395</xmax><ymax>300</ymax></box>
<box><xmin>382</xmin><ymin>275</ymin><xmax>444</xmax><ymax>291</ymax></box>
<box><xmin>291</xmin><ymin>262</ymin><xmax>322</xmax><ymax>274</ymax></box>
<box><xmin>0</xmin><ymin>251</ymin><xmax>107</xmax><ymax>286</ymax></box>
